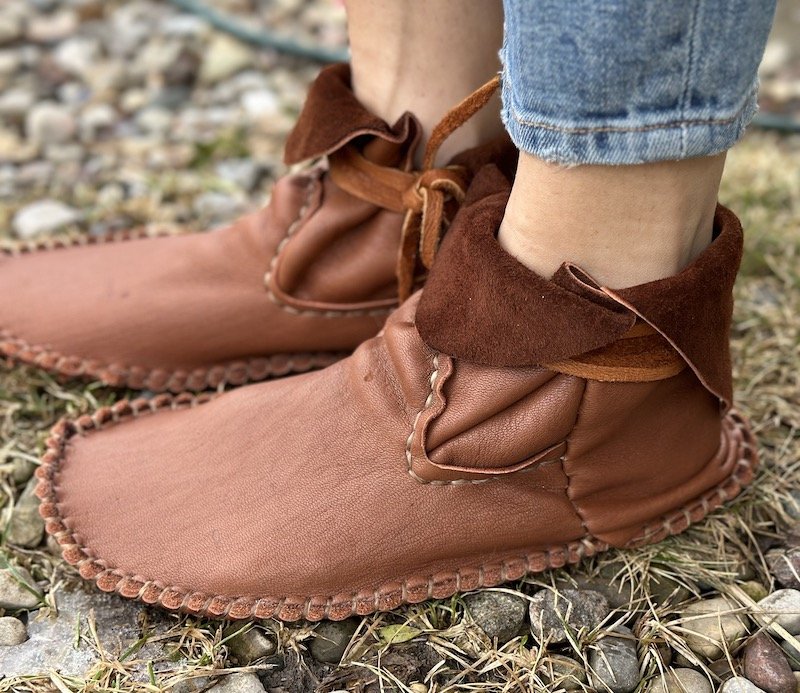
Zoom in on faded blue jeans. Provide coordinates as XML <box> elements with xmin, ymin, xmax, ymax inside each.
<box><xmin>500</xmin><ymin>0</ymin><xmax>777</xmax><ymax>165</ymax></box>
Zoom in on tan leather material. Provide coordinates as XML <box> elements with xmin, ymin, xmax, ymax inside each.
<box><xmin>542</xmin><ymin>331</ymin><xmax>688</xmax><ymax>382</ymax></box>
<box><xmin>563</xmin><ymin>371</ymin><xmax>728</xmax><ymax>547</ymax></box>
<box><xmin>36</xmin><ymin>170</ymin><xmax>756</xmax><ymax>621</ymax></box>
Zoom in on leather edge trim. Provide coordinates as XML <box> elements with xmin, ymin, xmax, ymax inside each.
<box><xmin>35</xmin><ymin>396</ymin><xmax>757</xmax><ymax>623</ymax></box>
<box><xmin>0</xmin><ymin>328</ymin><xmax>345</xmax><ymax>393</ymax></box>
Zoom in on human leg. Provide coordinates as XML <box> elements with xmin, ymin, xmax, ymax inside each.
<box><xmin>497</xmin><ymin>0</ymin><xmax>775</xmax><ymax>287</ymax></box>
<box><xmin>347</xmin><ymin>0</ymin><xmax>504</xmax><ymax>165</ymax></box>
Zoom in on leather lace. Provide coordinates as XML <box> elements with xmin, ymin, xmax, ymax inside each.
<box><xmin>329</xmin><ymin>75</ymin><xmax>500</xmax><ymax>301</ymax></box>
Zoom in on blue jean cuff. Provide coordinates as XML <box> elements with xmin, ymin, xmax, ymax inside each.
<box><xmin>501</xmin><ymin>78</ymin><xmax>760</xmax><ymax>166</ymax></box>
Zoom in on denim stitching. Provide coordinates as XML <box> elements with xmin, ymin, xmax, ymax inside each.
<box><xmin>679</xmin><ymin>0</ymin><xmax>704</xmax><ymax>157</ymax></box>
<box><xmin>506</xmin><ymin>91</ymin><xmax>757</xmax><ymax>136</ymax></box>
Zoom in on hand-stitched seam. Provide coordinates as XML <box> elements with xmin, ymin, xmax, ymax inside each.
<box><xmin>0</xmin><ymin>328</ymin><xmax>344</xmax><ymax>393</ymax></box>
<box><xmin>263</xmin><ymin>170</ymin><xmax>395</xmax><ymax>319</ymax></box>
<box><xmin>0</xmin><ymin>224</ymin><xmax>182</xmax><ymax>257</ymax></box>
<box><xmin>404</xmin><ymin>354</ymin><xmax>567</xmax><ymax>486</ymax></box>
<box><xmin>36</xmin><ymin>394</ymin><xmax>755</xmax><ymax>623</ymax></box>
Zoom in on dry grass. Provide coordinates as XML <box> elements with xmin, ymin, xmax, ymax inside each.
<box><xmin>0</xmin><ymin>130</ymin><xmax>798</xmax><ymax>692</ymax></box>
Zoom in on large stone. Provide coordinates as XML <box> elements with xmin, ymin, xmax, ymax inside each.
<box><xmin>743</xmin><ymin>633</ymin><xmax>795</xmax><ymax>693</ymax></box>
<box><xmin>0</xmin><ymin>565</ymin><xmax>43</xmax><ymax>610</ymax></box>
<box><xmin>758</xmin><ymin>590</ymin><xmax>800</xmax><ymax>635</ymax></box>
<box><xmin>464</xmin><ymin>591</ymin><xmax>527</xmax><ymax>643</ymax></box>
<box><xmin>647</xmin><ymin>668</ymin><xmax>712</xmax><ymax>693</ymax></box>
<box><xmin>681</xmin><ymin>597</ymin><xmax>748</xmax><ymax>659</ymax></box>
<box><xmin>13</xmin><ymin>199</ymin><xmax>81</xmax><ymax>238</ymax></box>
<box><xmin>529</xmin><ymin>589</ymin><xmax>610</xmax><ymax>644</ymax></box>
<box><xmin>0</xmin><ymin>589</ymin><xmax>171</xmax><ymax>677</ymax></box>
<box><xmin>310</xmin><ymin>618</ymin><xmax>359</xmax><ymax>664</ymax></box>
<box><xmin>0</xmin><ymin>616</ymin><xmax>27</xmax><ymax>646</ymax></box>
<box><xmin>720</xmin><ymin>677</ymin><xmax>767</xmax><ymax>693</ymax></box>
<box><xmin>588</xmin><ymin>625</ymin><xmax>640</xmax><ymax>693</ymax></box>
<box><xmin>6</xmin><ymin>477</ymin><xmax>46</xmax><ymax>548</ymax></box>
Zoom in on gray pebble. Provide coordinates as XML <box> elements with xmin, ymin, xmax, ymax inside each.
<box><xmin>80</xmin><ymin>103</ymin><xmax>117</xmax><ymax>142</ymax></box>
<box><xmin>193</xmin><ymin>191</ymin><xmax>246</xmax><ymax>225</ymax></box>
<box><xmin>464</xmin><ymin>590</ymin><xmax>527</xmax><ymax>644</ymax></box>
<box><xmin>0</xmin><ymin>13</ymin><xmax>23</xmax><ymax>46</ymax></box>
<box><xmin>26</xmin><ymin>9</ymin><xmax>79</xmax><ymax>44</ymax></box>
<box><xmin>779</xmin><ymin>637</ymin><xmax>800</xmax><ymax>671</ymax></box>
<box><xmin>720</xmin><ymin>677</ymin><xmax>767</xmax><ymax>693</ymax></box>
<box><xmin>647</xmin><ymin>668</ymin><xmax>711</xmax><ymax>693</ymax></box>
<box><xmin>0</xmin><ymin>88</ymin><xmax>35</xmax><ymax>120</ymax></box>
<box><xmin>135</xmin><ymin>106</ymin><xmax>173</xmax><ymax>136</ymax></box>
<box><xmin>782</xmin><ymin>490</ymin><xmax>800</xmax><ymax>521</ymax></box>
<box><xmin>199</xmin><ymin>34</ymin><xmax>254</xmax><ymax>84</ymax></box>
<box><xmin>588</xmin><ymin>625</ymin><xmax>640</xmax><ymax>693</ymax></box>
<box><xmin>6</xmin><ymin>477</ymin><xmax>45</xmax><ymax>548</ymax></box>
<box><xmin>310</xmin><ymin>618</ymin><xmax>359</xmax><ymax>664</ymax></box>
<box><xmin>681</xmin><ymin>597</ymin><xmax>748</xmax><ymax>659</ymax></box>
<box><xmin>223</xmin><ymin>623</ymin><xmax>277</xmax><ymax>664</ymax></box>
<box><xmin>767</xmin><ymin>549</ymin><xmax>800</xmax><ymax>590</ymax></box>
<box><xmin>0</xmin><ymin>616</ymin><xmax>27</xmax><ymax>646</ymax></box>
<box><xmin>0</xmin><ymin>565</ymin><xmax>43</xmax><ymax>610</ymax></box>
<box><xmin>13</xmin><ymin>199</ymin><xmax>81</xmax><ymax>238</ymax></box>
<box><xmin>209</xmin><ymin>673</ymin><xmax>265</xmax><ymax>693</ymax></box>
<box><xmin>529</xmin><ymin>588</ymin><xmax>610</xmax><ymax>644</ymax></box>
<box><xmin>52</xmin><ymin>36</ymin><xmax>101</xmax><ymax>81</ymax></box>
<box><xmin>743</xmin><ymin>632</ymin><xmax>795</xmax><ymax>693</ymax></box>
<box><xmin>26</xmin><ymin>101</ymin><xmax>77</xmax><ymax>146</ymax></box>
<box><xmin>758</xmin><ymin>589</ymin><xmax>800</xmax><ymax>635</ymax></box>
<box><xmin>215</xmin><ymin>158</ymin><xmax>263</xmax><ymax>192</ymax></box>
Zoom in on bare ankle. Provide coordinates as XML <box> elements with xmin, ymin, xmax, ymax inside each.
<box><xmin>346</xmin><ymin>0</ymin><xmax>505</xmax><ymax>166</ymax></box>
<box><xmin>498</xmin><ymin>152</ymin><xmax>726</xmax><ymax>288</ymax></box>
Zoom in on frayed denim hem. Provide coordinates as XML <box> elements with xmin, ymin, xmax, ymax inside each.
<box><xmin>501</xmin><ymin>82</ymin><xmax>759</xmax><ymax>166</ymax></box>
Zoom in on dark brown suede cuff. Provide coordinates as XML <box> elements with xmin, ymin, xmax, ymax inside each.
<box><xmin>415</xmin><ymin>166</ymin><xmax>743</xmax><ymax>408</ymax></box>
<box><xmin>283</xmin><ymin>63</ymin><xmax>416</xmax><ymax>165</ymax></box>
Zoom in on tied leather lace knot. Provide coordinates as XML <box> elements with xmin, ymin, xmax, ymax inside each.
<box><xmin>329</xmin><ymin>75</ymin><xmax>500</xmax><ymax>301</ymax></box>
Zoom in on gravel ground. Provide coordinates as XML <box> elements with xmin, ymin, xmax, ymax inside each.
<box><xmin>0</xmin><ymin>1</ymin><xmax>799</xmax><ymax>692</ymax></box>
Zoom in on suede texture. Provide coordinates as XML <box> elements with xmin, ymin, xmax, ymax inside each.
<box><xmin>283</xmin><ymin>63</ymin><xmax>415</xmax><ymax>166</ymax></box>
<box><xmin>415</xmin><ymin>167</ymin><xmax>743</xmax><ymax>408</ymax></box>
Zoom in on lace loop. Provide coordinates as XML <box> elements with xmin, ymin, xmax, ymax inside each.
<box><xmin>328</xmin><ymin>75</ymin><xmax>501</xmax><ymax>301</ymax></box>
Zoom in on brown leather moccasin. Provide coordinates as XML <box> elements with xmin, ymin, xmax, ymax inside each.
<box><xmin>36</xmin><ymin>166</ymin><xmax>756</xmax><ymax>622</ymax></box>
<box><xmin>0</xmin><ymin>65</ymin><xmax>514</xmax><ymax>392</ymax></box>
